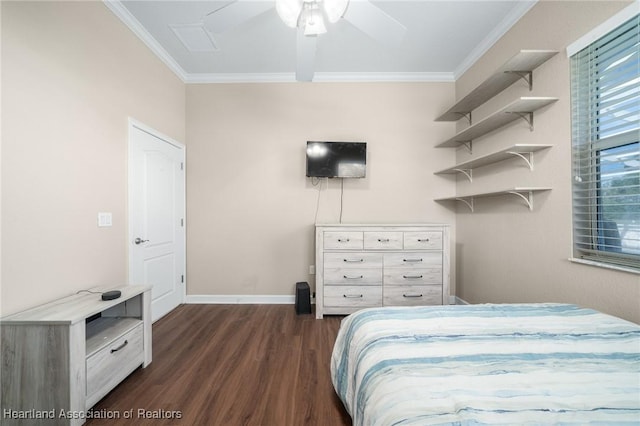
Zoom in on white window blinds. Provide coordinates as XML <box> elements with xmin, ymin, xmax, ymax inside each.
<box><xmin>571</xmin><ymin>14</ymin><xmax>640</xmax><ymax>271</ymax></box>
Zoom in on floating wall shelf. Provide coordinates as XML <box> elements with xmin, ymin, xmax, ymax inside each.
<box><xmin>435</xmin><ymin>97</ymin><xmax>558</xmax><ymax>150</ymax></box>
<box><xmin>435</xmin><ymin>187</ymin><xmax>552</xmax><ymax>212</ymax></box>
<box><xmin>434</xmin><ymin>144</ymin><xmax>553</xmax><ymax>182</ymax></box>
<box><xmin>436</xmin><ymin>50</ymin><xmax>558</xmax><ymax>123</ymax></box>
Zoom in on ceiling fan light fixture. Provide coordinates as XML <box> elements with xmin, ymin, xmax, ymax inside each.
<box><xmin>302</xmin><ymin>6</ymin><xmax>327</xmax><ymax>35</ymax></box>
<box><xmin>276</xmin><ymin>0</ymin><xmax>303</xmax><ymax>28</ymax></box>
<box><xmin>277</xmin><ymin>0</ymin><xmax>346</xmax><ymax>35</ymax></box>
<box><xmin>323</xmin><ymin>0</ymin><xmax>349</xmax><ymax>23</ymax></box>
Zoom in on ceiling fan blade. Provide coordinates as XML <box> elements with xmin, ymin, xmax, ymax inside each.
<box><xmin>203</xmin><ymin>0</ymin><xmax>273</xmax><ymax>34</ymax></box>
<box><xmin>296</xmin><ymin>28</ymin><xmax>317</xmax><ymax>82</ymax></box>
<box><xmin>343</xmin><ymin>0</ymin><xmax>407</xmax><ymax>48</ymax></box>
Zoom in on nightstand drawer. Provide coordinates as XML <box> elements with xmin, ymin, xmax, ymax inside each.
<box><xmin>384</xmin><ymin>268</ymin><xmax>442</xmax><ymax>285</ymax></box>
<box><xmin>404</xmin><ymin>231</ymin><xmax>443</xmax><ymax>250</ymax></box>
<box><xmin>324</xmin><ymin>285</ymin><xmax>382</xmax><ymax>307</ymax></box>
<box><xmin>324</xmin><ymin>267</ymin><xmax>382</xmax><ymax>285</ymax></box>
<box><xmin>383</xmin><ymin>285</ymin><xmax>442</xmax><ymax>306</ymax></box>
<box><xmin>86</xmin><ymin>323</ymin><xmax>144</xmax><ymax>407</ymax></box>
<box><xmin>384</xmin><ymin>252</ymin><xmax>442</xmax><ymax>268</ymax></box>
<box><xmin>364</xmin><ymin>232</ymin><xmax>403</xmax><ymax>250</ymax></box>
<box><xmin>324</xmin><ymin>252</ymin><xmax>383</xmax><ymax>269</ymax></box>
<box><xmin>324</xmin><ymin>232</ymin><xmax>363</xmax><ymax>250</ymax></box>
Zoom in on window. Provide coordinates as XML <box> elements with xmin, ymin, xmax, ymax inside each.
<box><xmin>571</xmin><ymin>14</ymin><xmax>639</xmax><ymax>272</ymax></box>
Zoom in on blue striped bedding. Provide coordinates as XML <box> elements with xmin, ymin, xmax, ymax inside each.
<box><xmin>330</xmin><ymin>304</ymin><xmax>640</xmax><ymax>425</ymax></box>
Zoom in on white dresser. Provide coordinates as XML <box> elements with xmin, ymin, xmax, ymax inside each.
<box><xmin>315</xmin><ymin>224</ymin><xmax>450</xmax><ymax>319</ymax></box>
<box><xmin>1</xmin><ymin>285</ymin><xmax>152</xmax><ymax>425</ymax></box>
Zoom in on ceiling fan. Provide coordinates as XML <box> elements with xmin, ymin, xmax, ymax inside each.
<box><xmin>202</xmin><ymin>0</ymin><xmax>407</xmax><ymax>81</ymax></box>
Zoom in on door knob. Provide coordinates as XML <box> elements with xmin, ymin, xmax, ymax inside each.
<box><xmin>134</xmin><ymin>237</ymin><xmax>149</xmax><ymax>245</ymax></box>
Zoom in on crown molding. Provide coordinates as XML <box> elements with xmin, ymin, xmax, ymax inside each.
<box><xmin>185</xmin><ymin>71</ymin><xmax>455</xmax><ymax>84</ymax></box>
<box><xmin>453</xmin><ymin>0</ymin><xmax>538</xmax><ymax>80</ymax></box>
<box><xmin>103</xmin><ymin>0</ymin><xmax>189</xmax><ymax>82</ymax></box>
<box><xmin>185</xmin><ymin>73</ymin><xmax>294</xmax><ymax>84</ymax></box>
<box><xmin>313</xmin><ymin>72</ymin><xmax>455</xmax><ymax>83</ymax></box>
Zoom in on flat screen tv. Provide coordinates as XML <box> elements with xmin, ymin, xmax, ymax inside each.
<box><xmin>306</xmin><ymin>141</ymin><xmax>366</xmax><ymax>178</ymax></box>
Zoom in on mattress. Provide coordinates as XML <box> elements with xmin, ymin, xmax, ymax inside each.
<box><xmin>331</xmin><ymin>304</ymin><xmax>640</xmax><ymax>425</ymax></box>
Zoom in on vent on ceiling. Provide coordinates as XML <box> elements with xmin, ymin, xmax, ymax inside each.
<box><xmin>170</xmin><ymin>23</ymin><xmax>218</xmax><ymax>52</ymax></box>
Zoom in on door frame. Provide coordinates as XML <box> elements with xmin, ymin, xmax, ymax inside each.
<box><xmin>127</xmin><ymin>117</ymin><xmax>186</xmax><ymax>315</ymax></box>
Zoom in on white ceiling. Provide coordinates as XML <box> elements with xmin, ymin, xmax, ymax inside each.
<box><xmin>107</xmin><ymin>0</ymin><xmax>538</xmax><ymax>83</ymax></box>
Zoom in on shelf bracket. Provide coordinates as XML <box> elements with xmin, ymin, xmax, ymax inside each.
<box><xmin>453</xmin><ymin>111</ymin><xmax>472</xmax><ymax>125</ymax></box>
<box><xmin>504</xmin><ymin>70</ymin><xmax>533</xmax><ymax>91</ymax></box>
<box><xmin>453</xmin><ymin>168</ymin><xmax>473</xmax><ymax>182</ymax></box>
<box><xmin>506</xmin><ymin>190</ymin><xmax>535</xmax><ymax>211</ymax></box>
<box><xmin>505</xmin><ymin>151</ymin><xmax>534</xmax><ymax>170</ymax></box>
<box><xmin>459</xmin><ymin>141</ymin><xmax>473</xmax><ymax>154</ymax></box>
<box><xmin>507</xmin><ymin>111</ymin><xmax>534</xmax><ymax>131</ymax></box>
<box><xmin>455</xmin><ymin>197</ymin><xmax>474</xmax><ymax>212</ymax></box>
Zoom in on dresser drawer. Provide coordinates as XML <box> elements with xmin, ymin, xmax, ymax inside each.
<box><xmin>384</xmin><ymin>252</ymin><xmax>442</xmax><ymax>268</ymax></box>
<box><xmin>364</xmin><ymin>232</ymin><xmax>403</xmax><ymax>250</ymax></box>
<box><xmin>324</xmin><ymin>267</ymin><xmax>382</xmax><ymax>285</ymax></box>
<box><xmin>383</xmin><ymin>285</ymin><xmax>443</xmax><ymax>306</ymax></box>
<box><xmin>324</xmin><ymin>252</ymin><xmax>383</xmax><ymax>269</ymax></box>
<box><xmin>384</xmin><ymin>268</ymin><xmax>442</xmax><ymax>285</ymax></box>
<box><xmin>324</xmin><ymin>231</ymin><xmax>363</xmax><ymax>250</ymax></box>
<box><xmin>324</xmin><ymin>285</ymin><xmax>382</xmax><ymax>307</ymax></box>
<box><xmin>86</xmin><ymin>323</ymin><xmax>144</xmax><ymax>407</ymax></box>
<box><xmin>404</xmin><ymin>231</ymin><xmax>443</xmax><ymax>250</ymax></box>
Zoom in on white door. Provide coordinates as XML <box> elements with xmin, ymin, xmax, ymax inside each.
<box><xmin>128</xmin><ymin>119</ymin><xmax>185</xmax><ymax>322</ymax></box>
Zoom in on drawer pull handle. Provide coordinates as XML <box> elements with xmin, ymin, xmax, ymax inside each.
<box><xmin>343</xmin><ymin>259</ymin><xmax>364</xmax><ymax>263</ymax></box>
<box><xmin>417</xmin><ymin>238</ymin><xmax>430</xmax><ymax>242</ymax></box>
<box><xmin>337</xmin><ymin>238</ymin><xmax>350</xmax><ymax>243</ymax></box>
<box><xmin>403</xmin><ymin>275</ymin><xmax>423</xmax><ymax>279</ymax></box>
<box><xmin>110</xmin><ymin>340</ymin><xmax>128</xmax><ymax>354</ymax></box>
<box><xmin>403</xmin><ymin>258</ymin><xmax>423</xmax><ymax>263</ymax></box>
<box><xmin>377</xmin><ymin>238</ymin><xmax>390</xmax><ymax>242</ymax></box>
<box><xmin>343</xmin><ymin>294</ymin><xmax>363</xmax><ymax>298</ymax></box>
<box><xmin>403</xmin><ymin>294</ymin><xmax>423</xmax><ymax>298</ymax></box>
<box><xmin>343</xmin><ymin>275</ymin><xmax>364</xmax><ymax>280</ymax></box>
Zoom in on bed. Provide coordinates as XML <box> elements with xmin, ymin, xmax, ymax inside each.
<box><xmin>331</xmin><ymin>304</ymin><xmax>640</xmax><ymax>425</ymax></box>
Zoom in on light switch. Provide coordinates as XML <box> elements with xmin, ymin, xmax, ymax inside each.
<box><xmin>98</xmin><ymin>212</ymin><xmax>113</xmax><ymax>227</ymax></box>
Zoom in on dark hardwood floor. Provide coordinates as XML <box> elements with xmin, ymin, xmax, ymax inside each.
<box><xmin>86</xmin><ymin>305</ymin><xmax>351</xmax><ymax>426</ymax></box>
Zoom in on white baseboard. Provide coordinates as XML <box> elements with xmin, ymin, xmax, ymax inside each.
<box><xmin>452</xmin><ymin>296</ymin><xmax>469</xmax><ymax>305</ymax></box>
<box><xmin>185</xmin><ymin>295</ymin><xmax>295</xmax><ymax>304</ymax></box>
